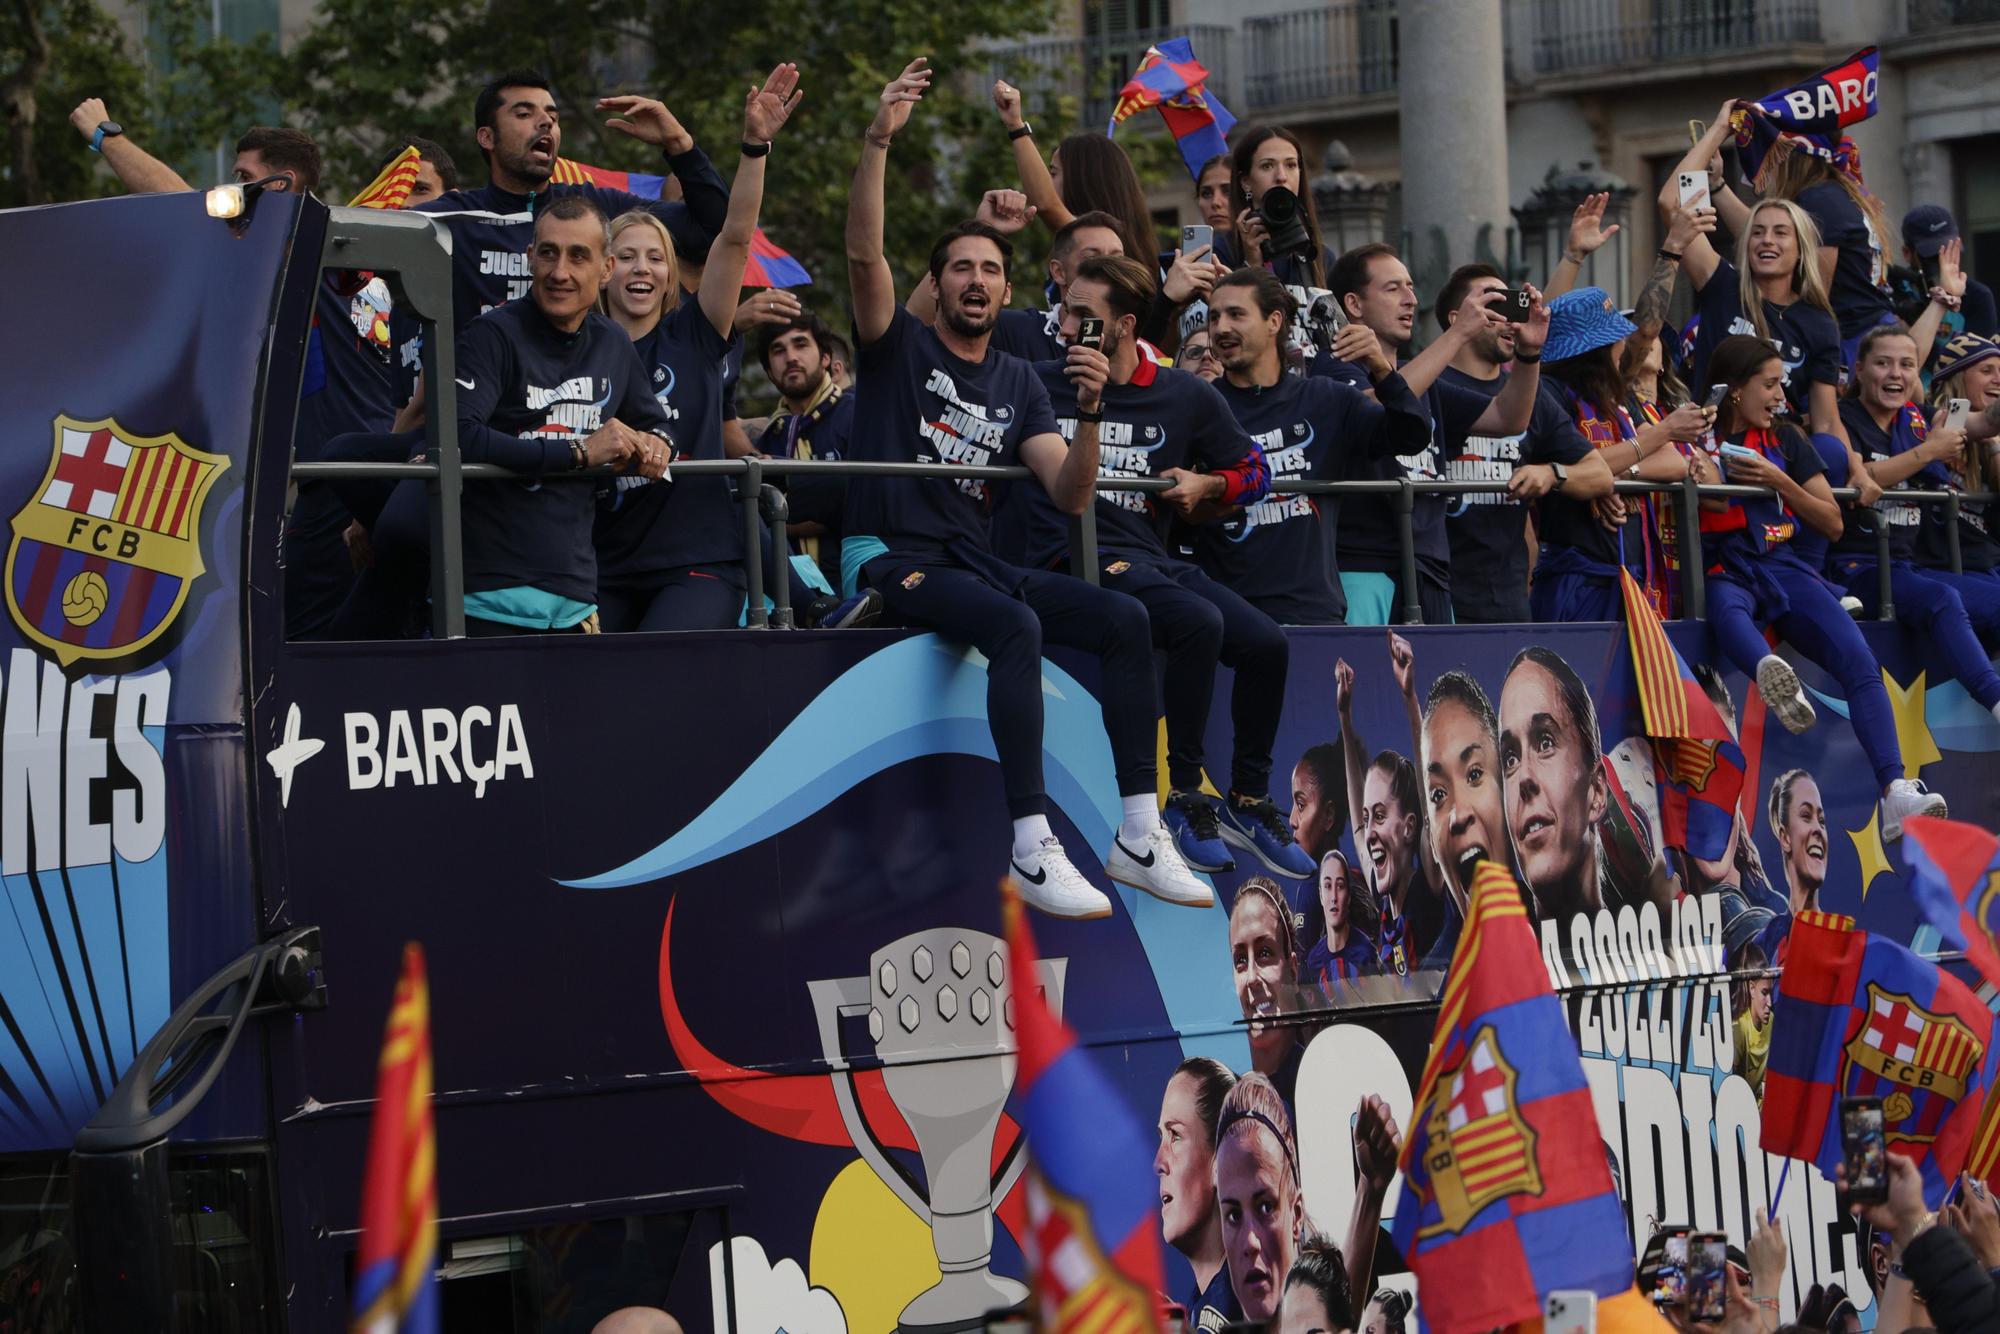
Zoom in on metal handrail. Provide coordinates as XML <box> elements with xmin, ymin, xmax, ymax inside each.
<box><xmin>288</xmin><ymin>455</ymin><xmax>2000</xmax><ymax>632</ymax></box>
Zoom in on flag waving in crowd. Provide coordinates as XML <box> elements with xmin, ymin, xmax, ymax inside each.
<box><xmin>1762</xmin><ymin>911</ymin><xmax>2000</xmax><ymax>1207</ymax></box>
<box><xmin>1106</xmin><ymin>36</ymin><xmax>1235</xmax><ymax>180</ymax></box>
<box><xmin>1004</xmin><ymin>889</ymin><xmax>1164</xmax><ymax>1334</ymax></box>
<box><xmin>1729</xmin><ymin>46</ymin><xmax>1880</xmax><ymax>184</ymax></box>
<box><xmin>1619</xmin><ymin>570</ymin><xmax>1746</xmax><ymax>863</ymax></box>
<box><xmin>551</xmin><ymin>156</ymin><xmax>811</xmax><ymax>287</ymax></box>
<box><xmin>1391</xmin><ymin>862</ymin><xmax>1634</xmax><ymax>1332</ymax></box>
<box><xmin>350</xmin><ymin>943</ymin><xmax>439</xmax><ymax>1334</ymax></box>
<box><xmin>1904</xmin><ymin>815</ymin><xmax>2000</xmax><ymax>993</ymax></box>
<box><xmin>349</xmin><ymin>146</ymin><xmax>423</xmax><ymax>210</ymax></box>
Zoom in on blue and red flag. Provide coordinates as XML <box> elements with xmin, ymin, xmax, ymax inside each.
<box><xmin>350</xmin><ymin>942</ymin><xmax>438</xmax><ymax>1334</ymax></box>
<box><xmin>1105</xmin><ymin>37</ymin><xmax>1235</xmax><ymax>181</ymax></box>
<box><xmin>1904</xmin><ymin>815</ymin><xmax>2000</xmax><ymax>993</ymax></box>
<box><xmin>1761</xmin><ymin>911</ymin><xmax>2000</xmax><ymax>1208</ymax></box>
<box><xmin>1619</xmin><ymin>569</ymin><xmax>1745</xmax><ymax>862</ymax></box>
<box><xmin>1005</xmin><ymin>890</ymin><xmax>1163</xmax><ymax>1334</ymax></box>
<box><xmin>551</xmin><ymin>157</ymin><xmax>811</xmax><ymax>287</ymax></box>
<box><xmin>1391</xmin><ymin>861</ymin><xmax>1633</xmax><ymax>1333</ymax></box>
<box><xmin>1729</xmin><ymin>47</ymin><xmax>1879</xmax><ymax>185</ymax></box>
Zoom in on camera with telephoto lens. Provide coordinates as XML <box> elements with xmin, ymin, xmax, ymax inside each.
<box><xmin>1257</xmin><ymin>186</ymin><xmax>1315</xmax><ymax>259</ymax></box>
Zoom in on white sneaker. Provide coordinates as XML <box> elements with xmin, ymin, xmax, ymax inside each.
<box><xmin>1009</xmin><ymin>837</ymin><xmax>1112</xmax><ymax>919</ymax></box>
<box><xmin>1840</xmin><ymin>595</ymin><xmax>1865</xmax><ymax>617</ymax></box>
<box><xmin>1756</xmin><ymin>654</ymin><xmax>1816</xmax><ymax>735</ymax></box>
<box><xmin>1880</xmin><ymin>778</ymin><xmax>1948</xmax><ymax>843</ymax></box>
<box><xmin>1105</xmin><ymin>825</ymin><xmax>1215</xmax><ymax>907</ymax></box>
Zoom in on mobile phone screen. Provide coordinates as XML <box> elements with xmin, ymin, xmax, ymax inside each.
<box><xmin>1651</xmin><ymin>1230</ymin><xmax>1689</xmax><ymax>1305</ymax></box>
<box><xmin>1688</xmin><ymin>1234</ymin><xmax>1728</xmax><ymax>1321</ymax></box>
<box><xmin>1842</xmin><ymin>1097</ymin><xmax>1888</xmax><ymax>1203</ymax></box>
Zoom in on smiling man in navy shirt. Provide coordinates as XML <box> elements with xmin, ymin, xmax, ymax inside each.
<box><xmin>844</xmin><ymin>57</ymin><xmax>1209</xmax><ymax>919</ymax></box>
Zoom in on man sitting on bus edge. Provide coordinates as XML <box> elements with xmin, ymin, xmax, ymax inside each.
<box><xmin>843</xmin><ymin>57</ymin><xmax>1209</xmax><ymax>919</ymax></box>
<box><xmin>995</xmin><ymin>253</ymin><xmax>1315</xmax><ymax>883</ymax></box>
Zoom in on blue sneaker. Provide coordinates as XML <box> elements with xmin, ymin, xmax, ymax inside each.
<box><xmin>1219</xmin><ymin>792</ymin><xmax>1314</xmax><ymax>879</ymax></box>
<box><xmin>1163</xmin><ymin>791</ymin><xmax>1234</xmax><ymax>874</ymax></box>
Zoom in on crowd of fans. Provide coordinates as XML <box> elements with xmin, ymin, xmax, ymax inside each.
<box><xmin>54</xmin><ymin>48</ymin><xmax>2000</xmax><ymax>1333</ymax></box>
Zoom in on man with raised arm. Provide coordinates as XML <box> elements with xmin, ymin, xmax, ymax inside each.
<box><xmin>843</xmin><ymin>57</ymin><xmax>1208</xmax><ymax>919</ymax></box>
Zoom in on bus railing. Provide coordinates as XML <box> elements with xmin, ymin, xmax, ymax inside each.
<box><xmin>288</xmin><ymin>456</ymin><xmax>1997</xmax><ymax>638</ymax></box>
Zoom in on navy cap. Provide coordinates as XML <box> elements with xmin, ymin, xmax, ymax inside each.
<box><xmin>1902</xmin><ymin>203</ymin><xmax>1959</xmax><ymax>257</ymax></box>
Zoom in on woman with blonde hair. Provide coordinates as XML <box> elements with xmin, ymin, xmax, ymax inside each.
<box><xmin>593</xmin><ymin>66</ymin><xmax>799</xmax><ymax>631</ymax></box>
<box><xmin>1214</xmin><ymin>1072</ymin><xmax>1313</xmax><ymax>1322</ymax></box>
<box><xmin>1228</xmin><ymin>878</ymin><xmax>1309</xmax><ymax>1103</ymax></box>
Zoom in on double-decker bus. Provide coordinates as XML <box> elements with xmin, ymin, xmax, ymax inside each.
<box><xmin>0</xmin><ymin>188</ymin><xmax>1978</xmax><ymax>1332</ymax></box>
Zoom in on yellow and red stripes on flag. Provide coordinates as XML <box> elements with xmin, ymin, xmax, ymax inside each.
<box><xmin>349</xmin><ymin>942</ymin><xmax>437</xmax><ymax>1333</ymax></box>
<box><xmin>115</xmin><ymin>446</ymin><xmax>213</xmax><ymax>539</ymax></box>
<box><xmin>1456</xmin><ymin>1115</ymin><xmax>1535</xmax><ymax>1195</ymax></box>
<box><xmin>1401</xmin><ymin>860</ymin><xmax>1529</xmax><ymax>1176</ymax></box>
<box><xmin>350</xmin><ymin>147</ymin><xmax>423</xmax><ymax>211</ymax></box>
<box><xmin>1968</xmin><ymin>1077</ymin><xmax>2000</xmax><ymax>1185</ymax></box>
<box><xmin>550</xmin><ymin>157</ymin><xmax>596</xmax><ymax>186</ymax></box>
<box><xmin>1916</xmin><ymin>1018</ymin><xmax>1983</xmax><ymax>1086</ymax></box>
<box><xmin>1621</xmin><ymin>568</ymin><xmax>1693</xmax><ymax>739</ymax></box>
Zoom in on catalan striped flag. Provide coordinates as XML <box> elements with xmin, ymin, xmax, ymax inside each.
<box><xmin>1619</xmin><ymin>569</ymin><xmax>1745</xmax><ymax>862</ymax></box>
<box><xmin>1391</xmin><ymin>861</ymin><xmax>1633</xmax><ymax>1332</ymax></box>
<box><xmin>1104</xmin><ymin>37</ymin><xmax>1236</xmax><ymax>181</ymax></box>
<box><xmin>350</xmin><ymin>147</ymin><xmax>424</xmax><ymax>210</ymax></box>
<box><xmin>1004</xmin><ymin>890</ymin><xmax>1163</xmax><ymax>1334</ymax></box>
<box><xmin>350</xmin><ymin>943</ymin><xmax>439</xmax><ymax>1334</ymax></box>
<box><xmin>550</xmin><ymin>157</ymin><xmax>812</xmax><ymax>288</ymax></box>
<box><xmin>1762</xmin><ymin>911</ymin><xmax>2000</xmax><ymax>1208</ymax></box>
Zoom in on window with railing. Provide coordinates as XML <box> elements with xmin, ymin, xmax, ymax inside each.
<box><xmin>1520</xmin><ymin>0</ymin><xmax>1821</xmax><ymax>77</ymax></box>
<box><xmin>1242</xmin><ymin>0</ymin><xmax>1400</xmax><ymax>112</ymax></box>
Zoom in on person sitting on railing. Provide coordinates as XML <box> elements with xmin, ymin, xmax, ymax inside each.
<box><xmin>1330</xmin><ymin>245</ymin><xmax>1551</xmax><ymax>625</ymax></box>
<box><xmin>1919</xmin><ymin>334</ymin><xmax>2000</xmax><ymax>609</ymax></box>
<box><xmin>1416</xmin><ymin>264</ymin><xmax>1613</xmax><ymax>624</ymax></box>
<box><xmin>995</xmin><ymin>253</ymin><xmax>1309</xmax><ymax>882</ymax></box>
<box><xmin>590</xmin><ymin>66</ymin><xmax>798</xmax><ymax>633</ymax></box>
<box><xmin>1692</xmin><ymin>333</ymin><xmax>1948</xmax><ymax>840</ymax></box>
<box><xmin>1526</xmin><ymin>288</ymin><xmax>1709</xmax><ymax>622</ymax></box>
<box><xmin>1194</xmin><ymin>267</ymin><xmax>1431</xmax><ymax>627</ymax></box>
<box><xmin>843</xmin><ymin>57</ymin><xmax>1208</xmax><ymax>919</ymax></box>
<box><xmin>1818</xmin><ymin>324</ymin><xmax>2000</xmax><ymax>722</ymax></box>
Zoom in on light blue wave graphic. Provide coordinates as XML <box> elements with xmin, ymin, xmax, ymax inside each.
<box><xmin>1808</xmin><ymin>675</ymin><xmax>2000</xmax><ymax>752</ymax></box>
<box><xmin>562</xmin><ymin>634</ymin><xmax>1246</xmax><ymax>1065</ymax></box>
<box><xmin>0</xmin><ymin>718</ymin><xmax>170</xmax><ymax>1150</ymax></box>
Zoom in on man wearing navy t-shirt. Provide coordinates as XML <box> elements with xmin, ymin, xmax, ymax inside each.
<box><xmin>1197</xmin><ymin>267</ymin><xmax>1434</xmax><ymax>626</ymax></box>
<box><xmin>844</xmin><ymin>58</ymin><xmax>1208</xmax><ymax>919</ymax></box>
<box><xmin>997</xmin><ymin>253</ymin><xmax>1313</xmax><ymax>883</ymax></box>
<box><xmin>396</xmin><ymin>69</ymin><xmax>732</xmax><ymax>386</ymax></box>
<box><xmin>453</xmin><ymin>196</ymin><xmax>673</xmax><ymax>633</ymax></box>
<box><xmin>1325</xmin><ymin>244</ymin><xmax>1549</xmax><ymax>624</ymax></box>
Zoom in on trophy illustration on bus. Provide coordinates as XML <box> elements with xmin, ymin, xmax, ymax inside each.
<box><xmin>810</xmin><ymin>928</ymin><xmax>1067</xmax><ymax>1332</ymax></box>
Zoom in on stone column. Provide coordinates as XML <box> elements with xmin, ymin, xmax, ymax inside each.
<box><xmin>1396</xmin><ymin>0</ymin><xmax>1511</xmax><ymax>297</ymax></box>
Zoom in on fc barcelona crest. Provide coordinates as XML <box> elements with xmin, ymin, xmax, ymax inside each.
<box><xmin>1417</xmin><ymin>1026</ymin><xmax>1541</xmax><ymax>1237</ymax></box>
<box><xmin>6</xmin><ymin>416</ymin><xmax>230</xmax><ymax>673</ymax></box>
<box><xmin>1840</xmin><ymin>984</ymin><xmax>1984</xmax><ymax>1145</ymax></box>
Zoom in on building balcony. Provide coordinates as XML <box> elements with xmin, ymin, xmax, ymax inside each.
<box><xmin>1515</xmin><ymin>0</ymin><xmax>1821</xmax><ymax>82</ymax></box>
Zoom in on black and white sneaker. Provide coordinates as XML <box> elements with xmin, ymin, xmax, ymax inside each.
<box><xmin>1105</xmin><ymin>826</ymin><xmax>1213</xmax><ymax>907</ymax></box>
<box><xmin>1009</xmin><ymin>837</ymin><xmax>1111</xmax><ymax>919</ymax></box>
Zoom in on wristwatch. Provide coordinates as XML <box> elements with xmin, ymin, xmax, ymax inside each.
<box><xmin>89</xmin><ymin>121</ymin><xmax>123</xmax><ymax>154</ymax></box>
<box><xmin>1550</xmin><ymin>462</ymin><xmax>1570</xmax><ymax>491</ymax></box>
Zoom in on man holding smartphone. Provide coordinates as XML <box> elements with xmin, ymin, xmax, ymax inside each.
<box><xmin>997</xmin><ymin>254</ymin><xmax>1310</xmax><ymax>879</ymax></box>
<box><xmin>843</xmin><ymin>58</ymin><xmax>1209</xmax><ymax>918</ymax></box>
